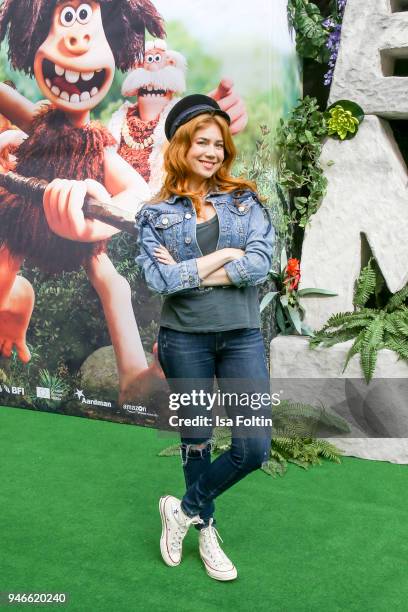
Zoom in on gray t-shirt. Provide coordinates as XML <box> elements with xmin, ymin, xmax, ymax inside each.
<box><xmin>160</xmin><ymin>214</ymin><xmax>261</xmax><ymax>332</ymax></box>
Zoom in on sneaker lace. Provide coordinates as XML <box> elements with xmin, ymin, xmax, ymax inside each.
<box><xmin>170</xmin><ymin>514</ymin><xmax>203</xmax><ymax>554</ymax></box>
<box><xmin>203</xmin><ymin>519</ymin><xmax>229</xmax><ymax>567</ymax></box>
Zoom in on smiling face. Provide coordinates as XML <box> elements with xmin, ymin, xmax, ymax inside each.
<box><xmin>33</xmin><ymin>1</ymin><xmax>115</xmax><ymax>115</ymax></box>
<box><xmin>185</xmin><ymin>122</ymin><xmax>225</xmax><ymax>187</ymax></box>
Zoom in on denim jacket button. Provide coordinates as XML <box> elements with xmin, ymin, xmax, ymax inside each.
<box><xmin>184</xmin><ymin>236</ymin><xmax>192</xmax><ymax>244</ymax></box>
<box><xmin>162</xmin><ymin>217</ymin><xmax>169</xmax><ymax>225</ymax></box>
<box><xmin>185</xmin><ymin>213</ymin><xmax>192</xmax><ymax>219</ymax></box>
<box><xmin>238</xmin><ymin>206</ymin><xmax>245</xmax><ymax>212</ymax></box>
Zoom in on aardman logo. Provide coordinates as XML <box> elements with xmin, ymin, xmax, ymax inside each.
<box><xmin>74</xmin><ymin>389</ymin><xmax>112</xmax><ymax>408</ymax></box>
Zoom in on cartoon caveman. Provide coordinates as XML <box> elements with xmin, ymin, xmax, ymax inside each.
<box><xmin>0</xmin><ymin>0</ymin><xmax>166</xmax><ymax>401</ymax></box>
<box><xmin>109</xmin><ymin>39</ymin><xmax>248</xmax><ymax>194</ymax></box>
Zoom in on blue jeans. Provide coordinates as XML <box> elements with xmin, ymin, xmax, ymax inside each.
<box><xmin>157</xmin><ymin>327</ymin><xmax>272</xmax><ymax>529</ymax></box>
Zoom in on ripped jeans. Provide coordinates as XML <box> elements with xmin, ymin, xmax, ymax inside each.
<box><xmin>157</xmin><ymin>327</ymin><xmax>272</xmax><ymax>529</ymax></box>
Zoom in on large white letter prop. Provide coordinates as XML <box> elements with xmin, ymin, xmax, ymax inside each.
<box><xmin>270</xmin><ymin>0</ymin><xmax>408</xmax><ymax>463</ymax></box>
<box><xmin>299</xmin><ymin>0</ymin><xmax>408</xmax><ymax>330</ymax></box>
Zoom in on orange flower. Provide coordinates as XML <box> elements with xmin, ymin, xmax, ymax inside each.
<box><xmin>284</xmin><ymin>258</ymin><xmax>301</xmax><ymax>291</ymax></box>
<box><xmin>286</xmin><ymin>258</ymin><xmax>300</xmax><ymax>277</ymax></box>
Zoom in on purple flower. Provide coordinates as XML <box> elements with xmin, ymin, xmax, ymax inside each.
<box><xmin>323</xmin><ymin>17</ymin><xmax>335</xmax><ymax>29</ymax></box>
<box><xmin>324</xmin><ymin>0</ymin><xmax>347</xmax><ymax>86</ymax></box>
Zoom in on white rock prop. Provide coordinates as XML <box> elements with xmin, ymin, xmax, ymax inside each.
<box><xmin>300</xmin><ymin>115</ymin><xmax>408</xmax><ymax>331</ymax></box>
<box><xmin>271</xmin><ymin>0</ymin><xmax>408</xmax><ymax>463</ymax></box>
<box><xmin>270</xmin><ymin>336</ymin><xmax>408</xmax><ymax>464</ymax></box>
<box><xmin>329</xmin><ymin>0</ymin><xmax>408</xmax><ymax>118</ymax></box>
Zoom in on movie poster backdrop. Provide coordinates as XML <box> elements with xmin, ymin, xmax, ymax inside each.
<box><xmin>0</xmin><ymin>0</ymin><xmax>299</xmax><ymax>428</ymax></box>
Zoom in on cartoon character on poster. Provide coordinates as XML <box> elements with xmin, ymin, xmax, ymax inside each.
<box><xmin>0</xmin><ymin>0</ymin><xmax>166</xmax><ymax>403</ymax></box>
<box><xmin>0</xmin><ymin>0</ymin><xmax>248</xmax><ymax>407</ymax></box>
<box><xmin>109</xmin><ymin>39</ymin><xmax>247</xmax><ymax>194</ymax></box>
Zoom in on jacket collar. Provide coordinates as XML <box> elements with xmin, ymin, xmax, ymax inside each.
<box><xmin>164</xmin><ymin>187</ymin><xmax>231</xmax><ymax>205</ymax></box>
<box><xmin>164</xmin><ymin>194</ymin><xmax>183</xmax><ymax>204</ymax></box>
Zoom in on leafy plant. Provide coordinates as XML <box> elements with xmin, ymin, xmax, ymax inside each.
<box><xmin>325</xmin><ymin>100</ymin><xmax>364</xmax><ymax>140</ymax></box>
<box><xmin>310</xmin><ymin>258</ymin><xmax>408</xmax><ymax>383</ymax></box>
<box><xmin>21</xmin><ymin>368</ymin><xmax>70</xmax><ymax>410</ymax></box>
<box><xmin>272</xmin><ymin>398</ymin><xmax>350</xmax><ymax>438</ymax></box>
<box><xmin>287</xmin><ymin>0</ymin><xmax>348</xmax><ymax>85</ymax></box>
<box><xmin>235</xmin><ymin>125</ymin><xmax>288</xmax><ymax>274</ymax></box>
<box><xmin>276</xmin><ymin>96</ymin><xmax>364</xmax><ymax>229</ymax></box>
<box><xmin>0</xmin><ymin>352</ymin><xmax>74</xmax><ymax>411</ymax></box>
<box><xmin>287</xmin><ymin>0</ymin><xmax>331</xmax><ymax>63</ymax></box>
<box><xmin>261</xmin><ymin>247</ymin><xmax>336</xmax><ymax>336</ymax></box>
<box><xmin>276</xmin><ymin>96</ymin><xmax>328</xmax><ymax>228</ymax></box>
<box><xmin>264</xmin><ymin>437</ymin><xmax>341</xmax><ymax>476</ymax></box>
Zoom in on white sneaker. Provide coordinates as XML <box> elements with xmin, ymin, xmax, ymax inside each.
<box><xmin>159</xmin><ymin>495</ymin><xmax>203</xmax><ymax>566</ymax></box>
<box><xmin>199</xmin><ymin>519</ymin><xmax>238</xmax><ymax>581</ymax></box>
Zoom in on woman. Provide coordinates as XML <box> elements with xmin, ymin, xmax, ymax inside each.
<box><xmin>135</xmin><ymin>94</ymin><xmax>275</xmax><ymax>581</ymax></box>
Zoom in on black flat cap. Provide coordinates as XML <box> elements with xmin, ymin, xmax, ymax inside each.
<box><xmin>165</xmin><ymin>94</ymin><xmax>231</xmax><ymax>140</ymax></box>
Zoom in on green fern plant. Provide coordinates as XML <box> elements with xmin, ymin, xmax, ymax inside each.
<box><xmin>263</xmin><ymin>437</ymin><xmax>341</xmax><ymax>476</ymax></box>
<box><xmin>310</xmin><ymin>258</ymin><xmax>408</xmax><ymax>383</ymax></box>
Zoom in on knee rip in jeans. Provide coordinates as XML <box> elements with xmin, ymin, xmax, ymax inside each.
<box><xmin>180</xmin><ymin>439</ymin><xmax>213</xmax><ymax>467</ymax></box>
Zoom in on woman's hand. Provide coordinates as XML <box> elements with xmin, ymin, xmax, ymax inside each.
<box><xmin>154</xmin><ymin>245</ymin><xmax>176</xmax><ymax>265</ymax></box>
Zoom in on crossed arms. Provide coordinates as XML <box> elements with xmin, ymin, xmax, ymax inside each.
<box><xmin>135</xmin><ymin>202</ymin><xmax>275</xmax><ymax>295</ymax></box>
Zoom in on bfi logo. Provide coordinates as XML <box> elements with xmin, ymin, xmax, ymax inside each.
<box><xmin>0</xmin><ymin>384</ymin><xmax>24</xmax><ymax>395</ymax></box>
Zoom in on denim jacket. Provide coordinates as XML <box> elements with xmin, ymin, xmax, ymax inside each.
<box><xmin>134</xmin><ymin>189</ymin><xmax>275</xmax><ymax>296</ymax></box>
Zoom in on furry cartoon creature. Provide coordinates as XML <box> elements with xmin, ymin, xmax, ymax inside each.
<box><xmin>109</xmin><ymin>39</ymin><xmax>248</xmax><ymax>195</ymax></box>
<box><xmin>109</xmin><ymin>39</ymin><xmax>187</xmax><ymax>195</ymax></box>
<box><xmin>0</xmin><ymin>0</ymin><xmax>166</xmax><ymax>402</ymax></box>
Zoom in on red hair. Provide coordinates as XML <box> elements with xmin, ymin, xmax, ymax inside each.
<box><xmin>154</xmin><ymin>114</ymin><xmax>258</xmax><ymax>214</ymax></box>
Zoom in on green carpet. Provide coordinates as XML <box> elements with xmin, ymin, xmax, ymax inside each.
<box><xmin>1</xmin><ymin>405</ymin><xmax>407</xmax><ymax>612</ymax></box>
